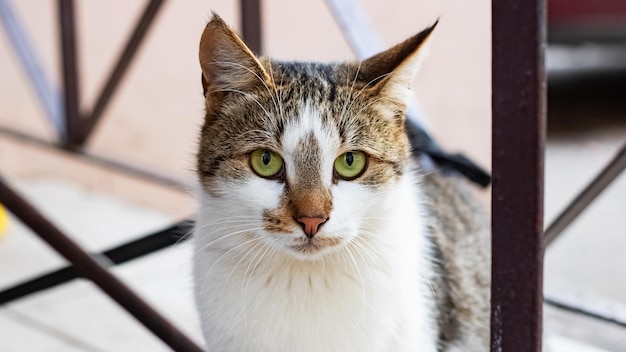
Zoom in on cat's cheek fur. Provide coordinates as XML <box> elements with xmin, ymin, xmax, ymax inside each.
<box><xmin>194</xmin><ymin>177</ymin><xmax>284</xmax><ymax>244</ymax></box>
<box><xmin>327</xmin><ymin>180</ymin><xmax>380</xmax><ymax>237</ymax></box>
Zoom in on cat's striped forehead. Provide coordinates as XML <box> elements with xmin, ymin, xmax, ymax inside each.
<box><xmin>282</xmin><ymin>104</ymin><xmax>339</xmax><ymax>187</ymax></box>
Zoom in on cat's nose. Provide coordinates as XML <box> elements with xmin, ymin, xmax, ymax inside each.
<box><xmin>295</xmin><ymin>216</ymin><xmax>328</xmax><ymax>238</ymax></box>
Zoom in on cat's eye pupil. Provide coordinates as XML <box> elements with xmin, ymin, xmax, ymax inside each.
<box><xmin>262</xmin><ymin>150</ymin><xmax>271</xmax><ymax>165</ymax></box>
<box><xmin>345</xmin><ymin>152</ymin><xmax>354</xmax><ymax>166</ymax></box>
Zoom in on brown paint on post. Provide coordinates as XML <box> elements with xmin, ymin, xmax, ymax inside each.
<box><xmin>491</xmin><ymin>0</ymin><xmax>546</xmax><ymax>351</ymax></box>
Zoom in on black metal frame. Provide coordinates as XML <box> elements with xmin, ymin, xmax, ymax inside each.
<box><xmin>1</xmin><ymin>0</ymin><xmax>625</xmax><ymax>351</ymax></box>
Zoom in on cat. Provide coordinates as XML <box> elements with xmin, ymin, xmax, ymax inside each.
<box><xmin>192</xmin><ymin>13</ymin><xmax>490</xmax><ymax>352</ymax></box>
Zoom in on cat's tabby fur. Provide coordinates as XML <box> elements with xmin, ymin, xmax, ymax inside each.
<box><xmin>193</xmin><ymin>14</ymin><xmax>490</xmax><ymax>352</ymax></box>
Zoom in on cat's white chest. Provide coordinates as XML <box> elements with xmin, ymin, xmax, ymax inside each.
<box><xmin>193</xmin><ymin>247</ymin><xmax>434</xmax><ymax>352</ymax></box>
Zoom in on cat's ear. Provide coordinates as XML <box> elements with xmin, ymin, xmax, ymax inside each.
<box><xmin>359</xmin><ymin>21</ymin><xmax>437</xmax><ymax>103</ymax></box>
<box><xmin>199</xmin><ymin>13</ymin><xmax>270</xmax><ymax>99</ymax></box>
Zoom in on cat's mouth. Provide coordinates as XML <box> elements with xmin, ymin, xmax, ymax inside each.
<box><xmin>290</xmin><ymin>236</ymin><xmax>342</xmax><ymax>256</ymax></box>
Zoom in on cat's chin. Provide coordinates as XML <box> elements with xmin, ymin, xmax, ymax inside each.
<box><xmin>283</xmin><ymin>236</ymin><xmax>344</xmax><ymax>261</ymax></box>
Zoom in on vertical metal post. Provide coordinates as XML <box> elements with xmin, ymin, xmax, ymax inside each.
<box><xmin>58</xmin><ymin>0</ymin><xmax>82</xmax><ymax>148</ymax></box>
<box><xmin>240</xmin><ymin>0</ymin><xmax>262</xmax><ymax>54</ymax></box>
<box><xmin>491</xmin><ymin>0</ymin><xmax>546</xmax><ymax>351</ymax></box>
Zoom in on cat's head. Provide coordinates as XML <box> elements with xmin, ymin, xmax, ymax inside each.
<box><xmin>196</xmin><ymin>14</ymin><xmax>435</xmax><ymax>260</ymax></box>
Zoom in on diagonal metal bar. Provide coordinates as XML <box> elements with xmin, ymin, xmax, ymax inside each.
<box><xmin>239</xmin><ymin>0</ymin><xmax>262</xmax><ymax>55</ymax></box>
<box><xmin>58</xmin><ymin>0</ymin><xmax>82</xmax><ymax>148</ymax></box>
<box><xmin>0</xmin><ymin>176</ymin><xmax>204</xmax><ymax>352</ymax></box>
<box><xmin>78</xmin><ymin>0</ymin><xmax>166</xmax><ymax>145</ymax></box>
<box><xmin>544</xmin><ymin>142</ymin><xmax>626</xmax><ymax>246</ymax></box>
<box><xmin>0</xmin><ymin>220</ymin><xmax>192</xmax><ymax>305</ymax></box>
<box><xmin>491</xmin><ymin>0</ymin><xmax>546</xmax><ymax>351</ymax></box>
<box><xmin>0</xmin><ymin>0</ymin><xmax>64</xmax><ymax>139</ymax></box>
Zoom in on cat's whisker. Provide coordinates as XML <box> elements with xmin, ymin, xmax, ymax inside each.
<box><xmin>347</xmin><ymin>96</ymin><xmax>391</xmax><ymax>121</ymax></box>
<box><xmin>208</xmin><ymin>60</ymin><xmax>280</xmax><ymax>114</ymax></box>
<box><xmin>192</xmin><ymin>221</ymin><xmax>259</xmax><ymax>245</ymax></box>
<box><xmin>350</xmin><ymin>237</ymin><xmax>391</xmax><ymax>273</ymax></box>
<box><xmin>196</xmin><ymin>227</ymin><xmax>265</xmax><ymax>254</ymax></box>
<box><xmin>346</xmin><ymin>242</ymin><xmax>381</xmax><ymax>314</ymax></box>
<box><xmin>338</xmin><ymin>60</ymin><xmax>362</xmax><ymax>123</ymax></box>
<box><xmin>242</xmin><ymin>240</ymin><xmax>274</xmax><ymax>325</ymax></box>
<box><xmin>206</xmin><ymin>88</ymin><xmax>273</xmax><ymax>120</ymax></box>
<box><xmin>205</xmin><ymin>224</ymin><xmax>264</xmax><ymax>240</ymax></box>
<box><xmin>279</xmin><ymin>66</ymin><xmax>287</xmax><ymax>101</ymax></box>
<box><xmin>356</xmin><ymin>230</ymin><xmax>396</xmax><ymax>252</ymax></box>
<box><xmin>267</xmin><ymin>59</ymin><xmax>285</xmax><ymax>121</ymax></box>
<box><xmin>200</xmin><ymin>215</ymin><xmax>259</xmax><ymax>229</ymax></box>
<box><xmin>262</xmin><ymin>239</ymin><xmax>278</xmax><ymax>272</ymax></box>
<box><xmin>195</xmin><ymin>219</ymin><xmax>258</xmax><ymax>232</ymax></box>
<box><xmin>342</xmin><ymin>245</ymin><xmax>368</xmax><ymax>327</ymax></box>
<box><xmin>167</xmin><ymin>220</ymin><xmax>197</xmax><ymax>249</ymax></box>
<box><xmin>220</xmin><ymin>240</ymin><xmax>266</xmax><ymax>328</ymax></box>
<box><xmin>341</xmin><ymin>70</ymin><xmax>393</xmax><ymax>130</ymax></box>
<box><xmin>199</xmin><ymin>236</ymin><xmax>263</xmax><ymax>297</ymax></box>
<box><xmin>201</xmin><ymin>219</ymin><xmax>259</xmax><ymax>227</ymax></box>
<box><xmin>239</xmin><ymin>241</ymin><xmax>266</xmax><ymax>327</ymax></box>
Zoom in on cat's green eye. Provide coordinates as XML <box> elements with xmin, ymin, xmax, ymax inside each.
<box><xmin>334</xmin><ymin>151</ymin><xmax>367</xmax><ymax>180</ymax></box>
<box><xmin>250</xmin><ymin>149</ymin><xmax>284</xmax><ymax>178</ymax></box>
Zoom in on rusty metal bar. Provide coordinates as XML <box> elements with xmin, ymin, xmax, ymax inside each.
<box><xmin>0</xmin><ymin>177</ymin><xmax>203</xmax><ymax>352</ymax></box>
<box><xmin>79</xmin><ymin>0</ymin><xmax>166</xmax><ymax>145</ymax></box>
<box><xmin>240</xmin><ymin>0</ymin><xmax>262</xmax><ymax>55</ymax></box>
<box><xmin>491</xmin><ymin>0</ymin><xmax>546</xmax><ymax>351</ymax></box>
<box><xmin>58</xmin><ymin>0</ymin><xmax>82</xmax><ymax>148</ymax></box>
<box><xmin>544</xmin><ymin>142</ymin><xmax>626</xmax><ymax>246</ymax></box>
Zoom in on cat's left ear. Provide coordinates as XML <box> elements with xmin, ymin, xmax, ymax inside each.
<box><xmin>199</xmin><ymin>13</ymin><xmax>271</xmax><ymax>99</ymax></box>
<box><xmin>359</xmin><ymin>21</ymin><xmax>438</xmax><ymax>103</ymax></box>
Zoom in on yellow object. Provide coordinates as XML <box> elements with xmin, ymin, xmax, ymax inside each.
<box><xmin>0</xmin><ymin>204</ymin><xmax>8</xmax><ymax>236</ymax></box>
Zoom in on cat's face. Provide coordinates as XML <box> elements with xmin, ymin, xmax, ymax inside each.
<box><xmin>196</xmin><ymin>15</ymin><xmax>434</xmax><ymax>260</ymax></box>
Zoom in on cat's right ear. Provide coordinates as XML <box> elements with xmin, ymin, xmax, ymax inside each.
<box><xmin>199</xmin><ymin>13</ymin><xmax>270</xmax><ymax>100</ymax></box>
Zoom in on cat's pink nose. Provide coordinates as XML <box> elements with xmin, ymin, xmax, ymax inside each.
<box><xmin>296</xmin><ymin>216</ymin><xmax>328</xmax><ymax>238</ymax></box>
